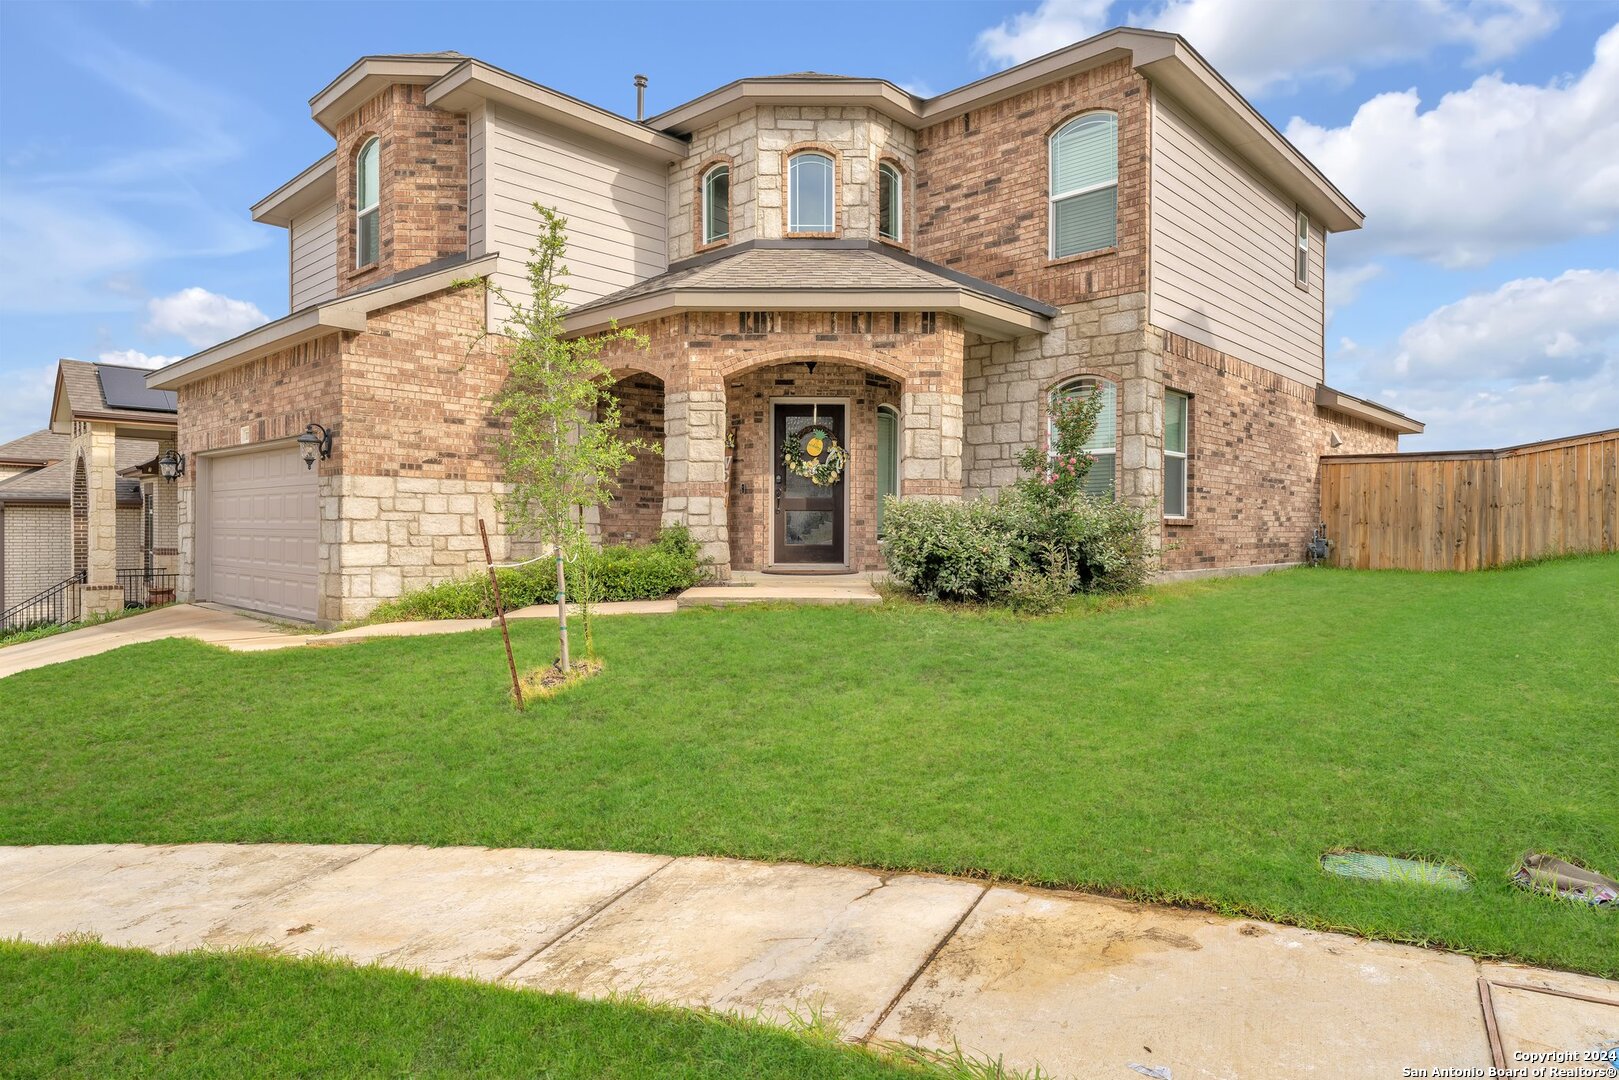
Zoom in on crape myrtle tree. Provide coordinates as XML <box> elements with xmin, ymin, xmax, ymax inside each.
<box><xmin>463</xmin><ymin>204</ymin><xmax>651</xmax><ymax>673</ymax></box>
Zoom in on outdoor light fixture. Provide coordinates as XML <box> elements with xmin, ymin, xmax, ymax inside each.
<box><xmin>157</xmin><ymin>448</ymin><xmax>184</xmax><ymax>482</ymax></box>
<box><xmin>298</xmin><ymin>423</ymin><xmax>333</xmax><ymax>470</ymax></box>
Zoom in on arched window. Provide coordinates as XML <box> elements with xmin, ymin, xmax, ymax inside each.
<box><xmin>788</xmin><ymin>151</ymin><xmax>835</xmax><ymax>233</ymax></box>
<box><xmin>1049</xmin><ymin>113</ymin><xmax>1117</xmax><ymax>259</ymax></box>
<box><xmin>878</xmin><ymin>162</ymin><xmax>902</xmax><ymax>242</ymax></box>
<box><xmin>702</xmin><ymin>163</ymin><xmax>730</xmax><ymax>245</ymax></box>
<box><xmin>355</xmin><ymin>137</ymin><xmax>380</xmax><ymax>267</ymax></box>
<box><xmin>1051</xmin><ymin>377</ymin><xmax>1116</xmax><ymax>498</ymax></box>
<box><xmin>876</xmin><ymin>404</ymin><xmax>900</xmax><ymax>533</ymax></box>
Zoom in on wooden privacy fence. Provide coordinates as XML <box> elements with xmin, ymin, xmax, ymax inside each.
<box><xmin>1319</xmin><ymin>428</ymin><xmax>1619</xmax><ymax>570</ymax></box>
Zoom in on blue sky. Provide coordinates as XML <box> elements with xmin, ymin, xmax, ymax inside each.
<box><xmin>1</xmin><ymin>0</ymin><xmax>1616</xmax><ymax>449</ymax></box>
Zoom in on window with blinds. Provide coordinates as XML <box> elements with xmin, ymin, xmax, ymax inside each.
<box><xmin>1164</xmin><ymin>390</ymin><xmax>1189</xmax><ymax>518</ymax></box>
<box><xmin>1049</xmin><ymin>113</ymin><xmax>1118</xmax><ymax>259</ymax></box>
<box><xmin>1052</xmin><ymin>377</ymin><xmax>1117</xmax><ymax>498</ymax></box>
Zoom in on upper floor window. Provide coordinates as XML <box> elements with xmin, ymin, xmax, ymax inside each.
<box><xmin>878</xmin><ymin>162</ymin><xmax>902</xmax><ymax>242</ymax></box>
<box><xmin>355</xmin><ymin>137</ymin><xmax>380</xmax><ymax>268</ymax></box>
<box><xmin>1295</xmin><ymin>209</ymin><xmax>1310</xmax><ymax>288</ymax></box>
<box><xmin>788</xmin><ymin>151</ymin><xmax>835</xmax><ymax>233</ymax></box>
<box><xmin>1049</xmin><ymin>113</ymin><xmax>1118</xmax><ymax>259</ymax></box>
<box><xmin>702</xmin><ymin>164</ymin><xmax>730</xmax><ymax>245</ymax></box>
<box><xmin>1051</xmin><ymin>377</ymin><xmax>1117</xmax><ymax>498</ymax></box>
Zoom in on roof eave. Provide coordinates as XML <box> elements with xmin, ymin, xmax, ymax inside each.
<box><xmin>309</xmin><ymin>55</ymin><xmax>466</xmax><ymax>135</ymax></box>
<box><xmin>649</xmin><ymin>78</ymin><xmax>923</xmax><ymax>135</ymax></box>
<box><xmin>147</xmin><ymin>254</ymin><xmax>499</xmax><ymax>391</ymax></box>
<box><xmin>1316</xmin><ymin>385</ymin><xmax>1424</xmax><ymax>435</ymax></box>
<box><xmin>251</xmin><ymin>153</ymin><xmax>338</xmax><ymax>227</ymax></box>
<box><xmin>427</xmin><ymin>60</ymin><xmax>689</xmax><ymax>162</ymax></box>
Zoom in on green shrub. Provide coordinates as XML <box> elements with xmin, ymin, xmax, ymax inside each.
<box><xmin>880</xmin><ymin>489</ymin><xmax>1150</xmax><ymax>605</ymax></box>
<box><xmin>363</xmin><ymin>526</ymin><xmax>700</xmax><ymax>624</ymax></box>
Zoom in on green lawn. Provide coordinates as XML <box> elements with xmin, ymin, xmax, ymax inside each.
<box><xmin>0</xmin><ymin>941</ymin><xmax>932</xmax><ymax>1079</ymax></box>
<box><xmin>1</xmin><ymin>556</ymin><xmax>1615</xmax><ymax>976</ymax></box>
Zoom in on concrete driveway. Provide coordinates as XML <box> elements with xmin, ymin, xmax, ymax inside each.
<box><xmin>0</xmin><ymin>604</ymin><xmax>301</xmax><ymax>680</ymax></box>
<box><xmin>2</xmin><ymin>843</ymin><xmax>1614</xmax><ymax>1078</ymax></box>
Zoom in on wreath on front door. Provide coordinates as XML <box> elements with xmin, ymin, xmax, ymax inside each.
<box><xmin>781</xmin><ymin>424</ymin><xmax>848</xmax><ymax>487</ymax></box>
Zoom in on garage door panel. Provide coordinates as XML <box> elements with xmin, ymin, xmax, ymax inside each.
<box><xmin>205</xmin><ymin>447</ymin><xmax>319</xmax><ymax>621</ymax></box>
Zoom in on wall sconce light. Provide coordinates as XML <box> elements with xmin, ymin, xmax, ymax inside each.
<box><xmin>157</xmin><ymin>449</ymin><xmax>185</xmax><ymax>482</ymax></box>
<box><xmin>297</xmin><ymin>423</ymin><xmax>333</xmax><ymax>470</ymax></box>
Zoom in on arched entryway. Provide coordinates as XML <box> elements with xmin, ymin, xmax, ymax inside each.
<box><xmin>723</xmin><ymin>359</ymin><xmax>901</xmax><ymax>572</ymax></box>
<box><xmin>598</xmin><ymin>370</ymin><xmax>666</xmax><ymax>545</ymax></box>
<box><xmin>71</xmin><ymin>453</ymin><xmax>88</xmax><ymax>579</ymax></box>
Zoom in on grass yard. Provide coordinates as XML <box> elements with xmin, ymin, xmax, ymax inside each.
<box><xmin>1</xmin><ymin>555</ymin><xmax>1615</xmax><ymax>976</ymax></box>
<box><xmin>0</xmin><ymin>941</ymin><xmax>935</xmax><ymax>1079</ymax></box>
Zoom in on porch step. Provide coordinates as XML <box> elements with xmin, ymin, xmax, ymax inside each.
<box><xmin>675</xmin><ymin>576</ymin><xmax>881</xmax><ymax>608</ymax></box>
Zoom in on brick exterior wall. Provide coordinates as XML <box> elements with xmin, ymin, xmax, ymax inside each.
<box><xmin>724</xmin><ymin>362</ymin><xmax>901</xmax><ymax>571</ymax></box>
<box><xmin>1157</xmin><ymin>329</ymin><xmax>1397</xmax><ymax>572</ymax></box>
<box><xmin>598</xmin><ymin>373</ymin><xmax>666</xmax><ymax>545</ymax></box>
<box><xmin>334</xmin><ymin>84</ymin><xmax>468</xmax><ymax>296</ymax></box>
<box><xmin>913</xmin><ymin>56</ymin><xmax>1149</xmax><ymax>308</ymax></box>
<box><xmin>1</xmin><ymin>505</ymin><xmax>69</xmax><ymax>621</ymax></box>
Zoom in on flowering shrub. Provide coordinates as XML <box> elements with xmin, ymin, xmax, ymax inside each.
<box><xmin>1014</xmin><ymin>388</ymin><xmax>1105</xmax><ymax>505</ymax></box>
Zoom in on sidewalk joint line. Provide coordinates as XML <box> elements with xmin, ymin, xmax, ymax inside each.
<box><xmin>494</xmin><ymin>855</ymin><xmax>675</xmax><ymax>982</ymax></box>
<box><xmin>858</xmin><ymin>882</ymin><xmax>989</xmax><ymax>1045</ymax></box>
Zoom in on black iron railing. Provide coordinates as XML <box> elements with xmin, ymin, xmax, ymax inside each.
<box><xmin>116</xmin><ymin>568</ymin><xmax>178</xmax><ymax>610</ymax></box>
<box><xmin>1</xmin><ymin>571</ymin><xmax>84</xmax><ymax>631</ymax></box>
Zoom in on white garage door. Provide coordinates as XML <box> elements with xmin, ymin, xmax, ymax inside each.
<box><xmin>205</xmin><ymin>446</ymin><xmax>319</xmax><ymax>620</ymax></box>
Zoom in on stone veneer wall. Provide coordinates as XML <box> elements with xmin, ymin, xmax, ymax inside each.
<box><xmin>1157</xmin><ymin>329</ymin><xmax>1396</xmax><ymax>572</ymax></box>
<box><xmin>669</xmin><ymin>105</ymin><xmax>920</xmax><ymax>261</ymax></box>
<box><xmin>725</xmin><ymin>362</ymin><xmax>901</xmax><ymax>572</ymax></box>
<box><xmin>334</xmin><ymin>84</ymin><xmax>468</xmax><ymax>297</ymax></box>
<box><xmin>914</xmin><ymin>55</ymin><xmax>1150</xmax><ymax>307</ymax></box>
<box><xmin>963</xmin><ymin>294</ymin><xmax>1162</xmax><ymax>533</ymax></box>
<box><xmin>598</xmin><ymin>373</ymin><xmax>665</xmax><ymax>545</ymax></box>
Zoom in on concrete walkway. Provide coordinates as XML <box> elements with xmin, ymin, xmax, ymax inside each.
<box><xmin>2</xmin><ymin>844</ymin><xmax>1613</xmax><ymax>1078</ymax></box>
<box><xmin>1</xmin><ymin>576</ymin><xmax>880</xmax><ymax>679</ymax></box>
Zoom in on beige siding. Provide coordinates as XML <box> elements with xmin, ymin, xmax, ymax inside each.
<box><xmin>2</xmin><ymin>504</ymin><xmax>70</xmax><ymax>618</ymax></box>
<box><xmin>484</xmin><ymin>102</ymin><xmax>667</xmax><ymax>307</ymax></box>
<box><xmin>290</xmin><ymin>197</ymin><xmax>339</xmax><ymax>312</ymax></box>
<box><xmin>1149</xmin><ymin>92</ymin><xmax>1326</xmax><ymax>386</ymax></box>
<box><xmin>468</xmin><ymin>103</ymin><xmax>489</xmax><ymax>258</ymax></box>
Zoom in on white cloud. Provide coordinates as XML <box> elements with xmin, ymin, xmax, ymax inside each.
<box><xmin>1339</xmin><ymin>269</ymin><xmax>1619</xmax><ymax>449</ymax></box>
<box><xmin>143</xmin><ymin>287</ymin><xmax>268</xmax><ymax>348</ymax></box>
<box><xmin>0</xmin><ymin>362</ymin><xmax>59</xmax><ymax>445</ymax></box>
<box><xmin>97</xmin><ymin>348</ymin><xmax>182</xmax><ymax>370</ymax></box>
<box><xmin>973</xmin><ymin>0</ymin><xmax>1559</xmax><ymax>95</ymax></box>
<box><xmin>1376</xmin><ymin>269</ymin><xmax>1619</xmax><ymax>385</ymax></box>
<box><xmin>1286</xmin><ymin>25</ymin><xmax>1619</xmax><ymax>268</ymax></box>
<box><xmin>1326</xmin><ymin>263</ymin><xmax>1383</xmax><ymax>320</ymax></box>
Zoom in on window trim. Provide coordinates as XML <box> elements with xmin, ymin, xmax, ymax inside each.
<box><xmin>877</xmin><ymin>161</ymin><xmax>903</xmax><ymax>244</ymax></box>
<box><xmin>786</xmin><ymin>148</ymin><xmax>837</xmax><ymax>235</ymax></box>
<box><xmin>1048</xmin><ymin>111</ymin><xmax>1119</xmax><ymax>261</ymax></box>
<box><xmin>1163</xmin><ymin>389</ymin><xmax>1189</xmax><ymax>520</ymax></box>
<box><xmin>1048</xmin><ymin>375</ymin><xmax>1118</xmax><ymax>499</ymax></box>
<box><xmin>355</xmin><ymin>136</ymin><xmax>380</xmax><ymax>269</ymax></box>
<box><xmin>701</xmin><ymin>162</ymin><xmax>731</xmax><ymax>247</ymax></box>
<box><xmin>876</xmin><ymin>403</ymin><xmax>901</xmax><ymax>534</ymax></box>
<box><xmin>1295</xmin><ymin>208</ymin><xmax>1310</xmax><ymax>289</ymax></box>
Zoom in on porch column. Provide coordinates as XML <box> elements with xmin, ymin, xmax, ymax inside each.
<box><xmin>662</xmin><ymin>383</ymin><xmax>731</xmax><ymax>577</ymax></box>
<box><xmin>76</xmin><ymin>422</ymin><xmax>123</xmax><ymax>616</ymax></box>
<box><xmin>900</xmin><ymin>359</ymin><xmax>964</xmax><ymax>501</ymax></box>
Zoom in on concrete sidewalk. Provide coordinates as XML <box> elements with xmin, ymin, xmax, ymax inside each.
<box><xmin>2</xmin><ymin>844</ymin><xmax>1612</xmax><ymax>1078</ymax></box>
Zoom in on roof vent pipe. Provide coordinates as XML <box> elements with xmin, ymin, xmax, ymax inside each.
<box><xmin>634</xmin><ymin>74</ymin><xmax>648</xmax><ymax>121</ymax></box>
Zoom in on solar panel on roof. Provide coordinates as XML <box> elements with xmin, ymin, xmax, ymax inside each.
<box><xmin>97</xmin><ymin>365</ymin><xmax>177</xmax><ymax>413</ymax></box>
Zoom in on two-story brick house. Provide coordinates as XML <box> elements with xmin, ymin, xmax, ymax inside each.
<box><xmin>146</xmin><ymin>28</ymin><xmax>1420</xmax><ymax>623</ymax></box>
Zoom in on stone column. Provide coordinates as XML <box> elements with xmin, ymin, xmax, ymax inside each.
<box><xmin>900</xmin><ymin>360</ymin><xmax>964</xmax><ymax>501</ymax></box>
<box><xmin>76</xmin><ymin>422</ymin><xmax>123</xmax><ymax>616</ymax></box>
<box><xmin>661</xmin><ymin>384</ymin><xmax>731</xmax><ymax>577</ymax></box>
<box><xmin>1116</xmin><ymin>312</ymin><xmax>1165</xmax><ymax>555</ymax></box>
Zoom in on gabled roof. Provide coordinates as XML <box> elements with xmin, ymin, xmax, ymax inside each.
<box><xmin>50</xmin><ymin>360</ymin><xmax>177</xmax><ymax>436</ymax></box>
<box><xmin>0</xmin><ymin>429</ymin><xmax>69</xmax><ymax>468</ymax></box>
<box><xmin>309</xmin><ymin>53</ymin><xmax>467</xmax><ymax>134</ymax></box>
<box><xmin>0</xmin><ymin>440</ymin><xmax>155</xmax><ymax>506</ymax></box>
<box><xmin>563</xmin><ymin>240</ymin><xmax>1057</xmax><ymax>339</ymax></box>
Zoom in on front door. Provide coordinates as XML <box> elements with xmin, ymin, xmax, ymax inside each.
<box><xmin>774</xmin><ymin>402</ymin><xmax>846</xmax><ymax>565</ymax></box>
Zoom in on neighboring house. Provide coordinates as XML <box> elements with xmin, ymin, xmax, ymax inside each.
<box><xmin>145</xmin><ymin>28</ymin><xmax>1421</xmax><ymax>624</ymax></box>
<box><xmin>0</xmin><ymin>360</ymin><xmax>178</xmax><ymax>627</ymax></box>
